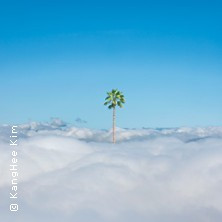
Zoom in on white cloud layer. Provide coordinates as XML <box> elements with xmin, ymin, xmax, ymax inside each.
<box><xmin>1</xmin><ymin>120</ymin><xmax>222</xmax><ymax>222</ymax></box>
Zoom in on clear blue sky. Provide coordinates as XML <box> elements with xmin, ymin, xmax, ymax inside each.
<box><xmin>0</xmin><ymin>0</ymin><xmax>222</xmax><ymax>129</ymax></box>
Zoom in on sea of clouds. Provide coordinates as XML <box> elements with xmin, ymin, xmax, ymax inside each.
<box><xmin>1</xmin><ymin>118</ymin><xmax>222</xmax><ymax>222</ymax></box>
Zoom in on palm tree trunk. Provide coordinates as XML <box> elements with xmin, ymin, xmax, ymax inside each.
<box><xmin>113</xmin><ymin>107</ymin><xmax>116</xmax><ymax>143</ymax></box>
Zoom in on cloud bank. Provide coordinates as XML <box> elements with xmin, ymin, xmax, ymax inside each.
<box><xmin>1</xmin><ymin>120</ymin><xmax>222</xmax><ymax>222</ymax></box>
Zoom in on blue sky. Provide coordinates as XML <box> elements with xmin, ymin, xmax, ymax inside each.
<box><xmin>0</xmin><ymin>0</ymin><xmax>222</xmax><ymax>128</ymax></box>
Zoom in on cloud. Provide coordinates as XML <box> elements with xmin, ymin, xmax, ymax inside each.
<box><xmin>1</xmin><ymin>120</ymin><xmax>222</xmax><ymax>222</ymax></box>
<box><xmin>75</xmin><ymin>118</ymin><xmax>87</xmax><ymax>124</ymax></box>
<box><xmin>50</xmin><ymin>118</ymin><xmax>67</xmax><ymax>127</ymax></box>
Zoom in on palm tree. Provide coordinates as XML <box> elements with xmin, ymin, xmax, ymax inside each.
<box><xmin>104</xmin><ymin>89</ymin><xmax>125</xmax><ymax>143</ymax></box>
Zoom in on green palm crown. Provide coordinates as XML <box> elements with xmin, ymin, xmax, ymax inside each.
<box><xmin>104</xmin><ymin>89</ymin><xmax>125</xmax><ymax>109</ymax></box>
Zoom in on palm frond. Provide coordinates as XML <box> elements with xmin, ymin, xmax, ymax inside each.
<box><xmin>117</xmin><ymin>101</ymin><xmax>123</xmax><ymax>108</ymax></box>
<box><xmin>104</xmin><ymin>88</ymin><xmax>126</xmax><ymax>109</ymax></box>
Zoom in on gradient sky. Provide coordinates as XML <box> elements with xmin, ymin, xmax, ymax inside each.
<box><xmin>0</xmin><ymin>0</ymin><xmax>222</xmax><ymax>129</ymax></box>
